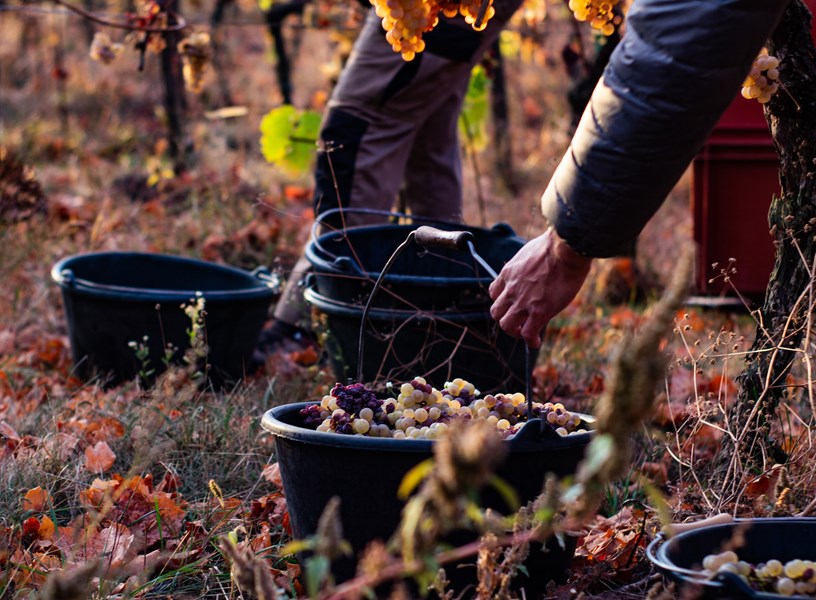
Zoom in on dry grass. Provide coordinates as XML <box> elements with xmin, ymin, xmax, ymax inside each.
<box><xmin>4</xmin><ymin>2</ymin><xmax>816</xmax><ymax>598</ymax></box>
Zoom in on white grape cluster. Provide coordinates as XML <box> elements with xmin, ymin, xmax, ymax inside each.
<box><xmin>703</xmin><ymin>551</ymin><xmax>816</xmax><ymax>597</ymax></box>
<box><xmin>741</xmin><ymin>49</ymin><xmax>780</xmax><ymax>104</ymax></box>
<box><xmin>301</xmin><ymin>376</ymin><xmax>590</xmax><ymax>440</ymax></box>
<box><xmin>177</xmin><ymin>32</ymin><xmax>212</xmax><ymax>94</ymax></box>
<box><xmin>370</xmin><ymin>0</ymin><xmax>496</xmax><ymax>61</ymax></box>
<box><xmin>89</xmin><ymin>32</ymin><xmax>125</xmax><ymax>65</ymax></box>
<box><xmin>568</xmin><ymin>0</ymin><xmax>622</xmax><ymax>36</ymax></box>
<box><xmin>454</xmin><ymin>0</ymin><xmax>495</xmax><ymax>31</ymax></box>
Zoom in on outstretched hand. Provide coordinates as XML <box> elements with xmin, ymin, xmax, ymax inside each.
<box><xmin>489</xmin><ymin>228</ymin><xmax>592</xmax><ymax>348</ymax></box>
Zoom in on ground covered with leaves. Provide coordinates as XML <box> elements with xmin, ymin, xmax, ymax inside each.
<box><xmin>3</xmin><ymin>3</ymin><xmax>816</xmax><ymax>599</ymax></box>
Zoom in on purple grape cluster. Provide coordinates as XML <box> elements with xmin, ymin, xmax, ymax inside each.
<box><xmin>299</xmin><ymin>404</ymin><xmax>324</xmax><ymax>428</ymax></box>
<box><xmin>330</xmin><ymin>410</ymin><xmax>353</xmax><ymax>434</ymax></box>
<box><xmin>330</xmin><ymin>382</ymin><xmax>383</xmax><ymax>416</ymax></box>
<box><xmin>408</xmin><ymin>378</ymin><xmax>433</xmax><ymax>396</ymax></box>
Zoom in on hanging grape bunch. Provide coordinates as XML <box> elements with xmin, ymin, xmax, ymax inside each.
<box><xmin>371</xmin><ymin>0</ymin><xmax>496</xmax><ymax>61</ymax></box>
<box><xmin>299</xmin><ymin>376</ymin><xmax>591</xmax><ymax>440</ymax></box>
<box><xmin>568</xmin><ymin>0</ymin><xmax>622</xmax><ymax>36</ymax></box>
<box><xmin>741</xmin><ymin>48</ymin><xmax>781</xmax><ymax>104</ymax></box>
<box><xmin>178</xmin><ymin>32</ymin><xmax>213</xmax><ymax>94</ymax></box>
<box><xmin>89</xmin><ymin>32</ymin><xmax>125</xmax><ymax>65</ymax></box>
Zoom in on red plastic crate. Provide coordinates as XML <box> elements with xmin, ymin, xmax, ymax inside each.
<box><xmin>692</xmin><ymin>130</ymin><xmax>779</xmax><ymax>298</ymax></box>
<box><xmin>691</xmin><ymin>3</ymin><xmax>816</xmax><ymax>299</ymax></box>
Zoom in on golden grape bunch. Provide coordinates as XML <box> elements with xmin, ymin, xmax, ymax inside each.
<box><xmin>371</xmin><ymin>0</ymin><xmax>496</xmax><ymax>61</ymax></box>
<box><xmin>178</xmin><ymin>32</ymin><xmax>212</xmax><ymax>94</ymax></box>
<box><xmin>741</xmin><ymin>48</ymin><xmax>780</xmax><ymax>104</ymax></box>
<box><xmin>568</xmin><ymin>0</ymin><xmax>622</xmax><ymax>36</ymax></box>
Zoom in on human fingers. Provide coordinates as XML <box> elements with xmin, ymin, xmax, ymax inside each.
<box><xmin>519</xmin><ymin>313</ymin><xmax>545</xmax><ymax>348</ymax></box>
<box><xmin>488</xmin><ymin>276</ymin><xmax>505</xmax><ymax>301</ymax></box>
<box><xmin>496</xmin><ymin>305</ymin><xmax>527</xmax><ymax>340</ymax></box>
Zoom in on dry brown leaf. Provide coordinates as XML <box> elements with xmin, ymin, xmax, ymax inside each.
<box><xmin>84</xmin><ymin>441</ymin><xmax>116</xmax><ymax>473</ymax></box>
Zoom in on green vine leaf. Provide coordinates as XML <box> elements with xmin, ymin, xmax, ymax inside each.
<box><xmin>458</xmin><ymin>65</ymin><xmax>490</xmax><ymax>152</ymax></box>
<box><xmin>259</xmin><ymin>105</ymin><xmax>321</xmax><ymax>177</ymax></box>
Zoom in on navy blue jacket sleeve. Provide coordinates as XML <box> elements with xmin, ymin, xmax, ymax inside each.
<box><xmin>541</xmin><ymin>0</ymin><xmax>790</xmax><ymax>257</ymax></box>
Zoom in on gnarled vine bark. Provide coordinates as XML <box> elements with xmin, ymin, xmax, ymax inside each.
<box><xmin>719</xmin><ymin>0</ymin><xmax>816</xmax><ymax>500</ymax></box>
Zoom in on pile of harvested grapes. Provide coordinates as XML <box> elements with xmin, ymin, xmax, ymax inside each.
<box><xmin>299</xmin><ymin>377</ymin><xmax>592</xmax><ymax>440</ymax></box>
<box><xmin>702</xmin><ymin>550</ymin><xmax>816</xmax><ymax>597</ymax></box>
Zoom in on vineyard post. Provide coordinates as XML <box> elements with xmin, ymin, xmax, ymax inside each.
<box><xmin>489</xmin><ymin>38</ymin><xmax>519</xmax><ymax>196</ymax></box>
<box><xmin>719</xmin><ymin>0</ymin><xmax>816</xmax><ymax>494</ymax></box>
<box><xmin>209</xmin><ymin>0</ymin><xmax>235</xmax><ymax>106</ymax></box>
<box><xmin>158</xmin><ymin>0</ymin><xmax>187</xmax><ymax>173</ymax></box>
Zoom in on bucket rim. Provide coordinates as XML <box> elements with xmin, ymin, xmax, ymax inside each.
<box><xmin>649</xmin><ymin>517</ymin><xmax>816</xmax><ymax>595</ymax></box>
<box><xmin>306</xmin><ymin>221</ymin><xmax>524</xmax><ymax>283</ymax></box>
<box><xmin>303</xmin><ymin>286</ymin><xmax>492</xmax><ymax>321</ymax></box>
<box><xmin>51</xmin><ymin>252</ymin><xmax>279</xmax><ymax>302</ymax></box>
<box><xmin>262</xmin><ymin>402</ymin><xmax>594</xmax><ymax>452</ymax></box>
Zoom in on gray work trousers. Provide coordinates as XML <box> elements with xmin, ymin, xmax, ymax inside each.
<box><xmin>275</xmin><ymin>2</ymin><xmax>523</xmax><ymax>327</ymax></box>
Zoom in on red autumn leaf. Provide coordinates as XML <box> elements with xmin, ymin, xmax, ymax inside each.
<box><xmin>744</xmin><ymin>464</ymin><xmax>785</xmax><ymax>499</ymax></box>
<box><xmin>291</xmin><ymin>345</ymin><xmax>319</xmax><ymax>366</ymax></box>
<box><xmin>22</xmin><ymin>487</ymin><xmax>51</xmax><ymax>512</ymax></box>
<box><xmin>651</xmin><ymin>396</ymin><xmax>688</xmax><ymax>427</ymax></box>
<box><xmin>22</xmin><ymin>517</ymin><xmax>41</xmax><ymax>540</ymax></box>
<box><xmin>707</xmin><ymin>374</ymin><xmax>738</xmax><ymax>400</ymax></box>
<box><xmin>283</xmin><ymin>185</ymin><xmax>312</xmax><ymax>202</ymax></box>
<box><xmin>609</xmin><ymin>307</ymin><xmax>640</xmax><ymax>329</ymax></box>
<box><xmin>84</xmin><ymin>441</ymin><xmax>116</xmax><ymax>473</ymax></box>
<box><xmin>157</xmin><ymin>472</ymin><xmax>181</xmax><ymax>493</ymax></box>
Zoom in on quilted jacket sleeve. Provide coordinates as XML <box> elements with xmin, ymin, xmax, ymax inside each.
<box><xmin>541</xmin><ymin>0</ymin><xmax>790</xmax><ymax>257</ymax></box>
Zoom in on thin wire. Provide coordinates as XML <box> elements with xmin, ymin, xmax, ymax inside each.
<box><xmin>0</xmin><ymin>0</ymin><xmax>186</xmax><ymax>31</ymax></box>
<box><xmin>0</xmin><ymin>4</ymin><xmax>584</xmax><ymax>30</ymax></box>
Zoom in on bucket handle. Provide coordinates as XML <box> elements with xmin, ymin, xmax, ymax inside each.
<box><xmin>310</xmin><ymin>207</ymin><xmax>516</xmax><ymax>269</ymax></box>
<box><xmin>58</xmin><ymin>268</ymin><xmax>76</xmax><ymax>288</ymax></box>
<box><xmin>251</xmin><ymin>266</ymin><xmax>282</xmax><ymax>295</ymax></box>
<box><xmin>355</xmin><ymin>226</ymin><xmax>497</xmax><ymax>382</ymax></box>
<box><xmin>355</xmin><ymin>226</ymin><xmax>539</xmax><ymax>432</ymax></box>
<box><xmin>413</xmin><ymin>226</ymin><xmax>540</xmax><ymax>426</ymax></box>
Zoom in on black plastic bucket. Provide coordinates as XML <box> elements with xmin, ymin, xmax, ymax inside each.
<box><xmin>647</xmin><ymin>518</ymin><xmax>816</xmax><ymax>599</ymax></box>
<box><xmin>262</xmin><ymin>402</ymin><xmax>594</xmax><ymax>594</ymax></box>
<box><xmin>305</xmin><ymin>221</ymin><xmax>524</xmax><ymax>311</ymax></box>
<box><xmin>51</xmin><ymin>252</ymin><xmax>279</xmax><ymax>385</ymax></box>
<box><xmin>304</xmin><ymin>283</ymin><xmax>528</xmax><ymax>392</ymax></box>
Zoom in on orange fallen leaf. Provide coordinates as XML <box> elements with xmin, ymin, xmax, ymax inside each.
<box><xmin>291</xmin><ymin>345</ymin><xmax>319</xmax><ymax>366</ymax></box>
<box><xmin>38</xmin><ymin>515</ymin><xmax>56</xmax><ymax>541</ymax></box>
<box><xmin>22</xmin><ymin>487</ymin><xmax>51</xmax><ymax>512</ymax></box>
<box><xmin>85</xmin><ymin>441</ymin><xmax>116</xmax><ymax>473</ymax></box>
<box><xmin>284</xmin><ymin>185</ymin><xmax>312</xmax><ymax>202</ymax></box>
<box><xmin>262</xmin><ymin>463</ymin><xmax>283</xmax><ymax>488</ymax></box>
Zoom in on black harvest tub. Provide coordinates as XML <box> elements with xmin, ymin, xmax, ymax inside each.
<box><xmin>51</xmin><ymin>252</ymin><xmax>278</xmax><ymax>385</ymax></box>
